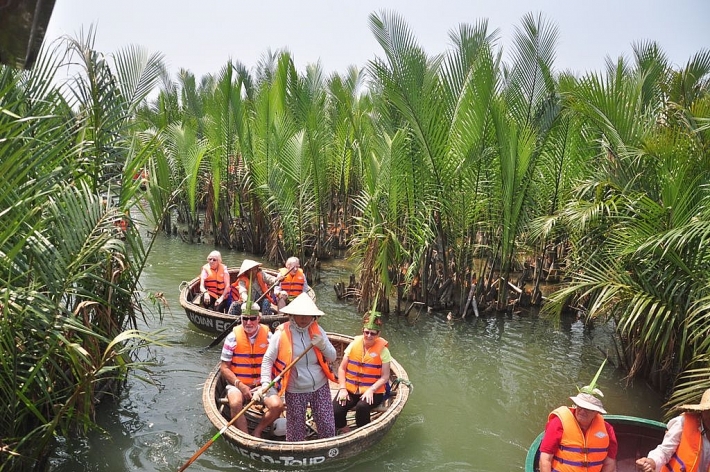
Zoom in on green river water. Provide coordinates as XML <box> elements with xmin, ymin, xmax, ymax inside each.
<box><xmin>48</xmin><ymin>233</ymin><xmax>664</xmax><ymax>472</ymax></box>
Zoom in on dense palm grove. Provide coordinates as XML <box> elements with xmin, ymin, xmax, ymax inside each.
<box><xmin>1</xmin><ymin>10</ymin><xmax>709</xmax><ymax>470</ymax></box>
<box><xmin>0</xmin><ymin>28</ymin><xmax>166</xmax><ymax>470</ymax></box>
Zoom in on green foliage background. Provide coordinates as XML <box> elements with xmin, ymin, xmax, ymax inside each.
<box><xmin>1</xmin><ymin>10</ymin><xmax>709</xmax><ymax>469</ymax></box>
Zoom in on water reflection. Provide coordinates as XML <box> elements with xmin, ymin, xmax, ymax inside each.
<box><xmin>49</xmin><ymin>234</ymin><xmax>664</xmax><ymax>472</ymax></box>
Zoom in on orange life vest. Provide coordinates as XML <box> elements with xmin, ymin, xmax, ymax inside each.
<box><xmin>231</xmin><ymin>270</ymin><xmax>270</xmax><ymax>303</ymax></box>
<box><xmin>344</xmin><ymin>335</ymin><xmax>388</xmax><ymax>394</ymax></box>
<box><xmin>549</xmin><ymin>406</ymin><xmax>610</xmax><ymax>472</ymax></box>
<box><xmin>229</xmin><ymin>324</ymin><xmax>270</xmax><ymax>387</ymax></box>
<box><xmin>279</xmin><ymin>268</ymin><xmax>306</xmax><ymax>297</ymax></box>
<box><xmin>271</xmin><ymin>322</ymin><xmax>335</xmax><ymax>395</ymax></box>
<box><xmin>665</xmin><ymin>413</ymin><xmax>703</xmax><ymax>472</ymax></box>
<box><xmin>202</xmin><ymin>263</ymin><xmax>226</xmax><ymax>298</ymax></box>
<box><xmin>116</xmin><ymin>218</ymin><xmax>128</xmax><ymax>232</ymax></box>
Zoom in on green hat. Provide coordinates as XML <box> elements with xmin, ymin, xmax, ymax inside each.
<box><xmin>568</xmin><ymin>360</ymin><xmax>608</xmax><ymax>414</ymax></box>
<box><xmin>363</xmin><ymin>310</ymin><xmax>383</xmax><ymax>331</ymax></box>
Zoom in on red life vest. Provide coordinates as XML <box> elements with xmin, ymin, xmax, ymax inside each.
<box><xmin>665</xmin><ymin>413</ymin><xmax>703</xmax><ymax>472</ymax></box>
<box><xmin>231</xmin><ymin>270</ymin><xmax>270</xmax><ymax>302</ymax></box>
<box><xmin>344</xmin><ymin>335</ymin><xmax>388</xmax><ymax>394</ymax></box>
<box><xmin>279</xmin><ymin>268</ymin><xmax>306</xmax><ymax>297</ymax></box>
<box><xmin>202</xmin><ymin>263</ymin><xmax>227</xmax><ymax>298</ymax></box>
<box><xmin>549</xmin><ymin>406</ymin><xmax>610</xmax><ymax>472</ymax></box>
<box><xmin>229</xmin><ymin>324</ymin><xmax>270</xmax><ymax>387</ymax></box>
<box><xmin>272</xmin><ymin>322</ymin><xmax>335</xmax><ymax>395</ymax></box>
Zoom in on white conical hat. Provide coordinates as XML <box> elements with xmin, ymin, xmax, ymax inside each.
<box><xmin>280</xmin><ymin>292</ymin><xmax>324</xmax><ymax>317</ymax></box>
<box><xmin>237</xmin><ymin>259</ymin><xmax>262</xmax><ymax>277</ymax></box>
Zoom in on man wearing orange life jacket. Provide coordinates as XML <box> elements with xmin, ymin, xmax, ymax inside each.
<box><xmin>219</xmin><ymin>311</ymin><xmax>284</xmax><ymax>437</ymax></box>
<box><xmin>258</xmin><ymin>293</ymin><xmax>337</xmax><ymax>442</ymax></box>
<box><xmin>227</xmin><ymin>259</ymin><xmax>278</xmax><ymax>317</ymax></box>
<box><xmin>333</xmin><ymin>309</ymin><xmax>391</xmax><ymax>433</ymax></box>
<box><xmin>275</xmin><ymin>257</ymin><xmax>309</xmax><ymax>310</ymax></box>
<box><xmin>636</xmin><ymin>388</ymin><xmax>710</xmax><ymax>472</ymax></box>
<box><xmin>199</xmin><ymin>251</ymin><xmax>230</xmax><ymax>312</ymax></box>
<box><xmin>539</xmin><ymin>392</ymin><xmax>618</xmax><ymax>472</ymax></box>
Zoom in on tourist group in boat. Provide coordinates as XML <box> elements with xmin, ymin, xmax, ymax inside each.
<box><xmin>197</xmin><ymin>251</ymin><xmax>393</xmax><ymax>440</ymax></box>
<box><xmin>197</xmin><ymin>251</ymin><xmax>309</xmax><ymax>316</ymax></box>
<box><xmin>194</xmin><ymin>251</ymin><xmax>710</xmax><ymax>472</ymax></box>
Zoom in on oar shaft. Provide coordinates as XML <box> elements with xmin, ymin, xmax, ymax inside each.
<box><xmin>198</xmin><ymin>275</ymin><xmax>282</xmax><ymax>353</ymax></box>
<box><xmin>255</xmin><ymin>278</ymin><xmax>281</xmax><ymax>304</ymax></box>
<box><xmin>177</xmin><ymin>342</ymin><xmax>314</xmax><ymax>471</ymax></box>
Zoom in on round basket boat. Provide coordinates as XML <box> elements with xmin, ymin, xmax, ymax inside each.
<box><xmin>179</xmin><ymin>267</ymin><xmax>315</xmax><ymax>334</ymax></box>
<box><xmin>525</xmin><ymin>414</ymin><xmax>667</xmax><ymax>471</ymax></box>
<box><xmin>202</xmin><ymin>332</ymin><xmax>411</xmax><ymax>468</ymax></box>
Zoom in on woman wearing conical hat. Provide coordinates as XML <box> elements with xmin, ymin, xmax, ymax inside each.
<box><xmin>333</xmin><ymin>309</ymin><xmax>391</xmax><ymax>434</ymax></box>
<box><xmin>227</xmin><ymin>259</ymin><xmax>279</xmax><ymax>317</ymax></box>
<box><xmin>257</xmin><ymin>293</ymin><xmax>337</xmax><ymax>441</ymax></box>
<box><xmin>636</xmin><ymin>388</ymin><xmax>710</xmax><ymax>472</ymax></box>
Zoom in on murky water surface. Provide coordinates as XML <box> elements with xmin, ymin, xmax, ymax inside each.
<box><xmin>49</xmin><ymin>234</ymin><xmax>663</xmax><ymax>471</ymax></box>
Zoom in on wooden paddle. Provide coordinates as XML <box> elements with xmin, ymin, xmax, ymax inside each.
<box><xmin>197</xmin><ymin>278</ymin><xmax>282</xmax><ymax>354</ymax></box>
<box><xmin>177</xmin><ymin>343</ymin><xmax>314</xmax><ymax>472</ymax></box>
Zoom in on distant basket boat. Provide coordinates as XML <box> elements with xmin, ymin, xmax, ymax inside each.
<box><xmin>525</xmin><ymin>414</ymin><xmax>667</xmax><ymax>472</ymax></box>
<box><xmin>179</xmin><ymin>267</ymin><xmax>315</xmax><ymax>334</ymax></box>
<box><xmin>202</xmin><ymin>332</ymin><xmax>411</xmax><ymax>468</ymax></box>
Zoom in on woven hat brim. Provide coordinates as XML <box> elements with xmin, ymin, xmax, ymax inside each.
<box><xmin>570</xmin><ymin>394</ymin><xmax>607</xmax><ymax>414</ymax></box>
<box><xmin>678</xmin><ymin>401</ymin><xmax>710</xmax><ymax>411</ymax></box>
<box><xmin>280</xmin><ymin>292</ymin><xmax>324</xmax><ymax>317</ymax></box>
<box><xmin>679</xmin><ymin>389</ymin><xmax>710</xmax><ymax>411</ymax></box>
<box><xmin>237</xmin><ymin>259</ymin><xmax>262</xmax><ymax>277</ymax></box>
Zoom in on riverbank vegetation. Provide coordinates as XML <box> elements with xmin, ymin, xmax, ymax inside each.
<box><xmin>0</xmin><ymin>30</ymin><xmax>167</xmax><ymax>470</ymax></box>
<box><xmin>1</xmin><ymin>9</ymin><xmax>708</xmax><ymax>469</ymax></box>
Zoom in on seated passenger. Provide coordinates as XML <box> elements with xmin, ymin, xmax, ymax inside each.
<box><xmin>199</xmin><ymin>250</ymin><xmax>230</xmax><ymax>313</ymax></box>
<box><xmin>219</xmin><ymin>310</ymin><xmax>284</xmax><ymax>437</ymax></box>
<box><xmin>333</xmin><ymin>309</ymin><xmax>390</xmax><ymax>434</ymax></box>
<box><xmin>274</xmin><ymin>256</ymin><xmax>309</xmax><ymax>311</ymax></box>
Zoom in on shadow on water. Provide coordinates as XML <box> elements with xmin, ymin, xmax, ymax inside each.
<box><xmin>49</xmin><ymin>234</ymin><xmax>664</xmax><ymax>472</ymax></box>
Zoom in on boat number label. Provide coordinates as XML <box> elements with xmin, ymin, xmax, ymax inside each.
<box><xmin>188</xmin><ymin>314</ymin><xmax>233</xmax><ymax>332</ymax></box>
<box><xmin>232</xmin><ymin>446</ymin><xmax>339</xmax><ymax>466</ymax></box>
<box><xmin>188</xmin><ymin>314</ymin><xmax>214</xmax><ymax>329</ymax></box>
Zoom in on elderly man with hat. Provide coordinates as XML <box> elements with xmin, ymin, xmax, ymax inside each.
<box><xmin>227</xmin><ymin>259</ymin><xmax>279</xmax><ymax>317</ymax></box>
<box><xmin>257</xmin><ymin>293</ymin><xmax>337</xmax><ymax>441</ymax></box>
<box><xmin>219</xmin><ymin>308</ymin><xmax>284</xmax><ymax>438</ymax></box>
<box><xmin>539</xmin><ymin>389</ymin><xmax>618</xmax><ymax>472</ymax></box>
<box><xmin>274</xmin><ymin>256</ymin><xmax>310</xmax><ymax>311</ymax></box>
<box><xmin>636</xmin><ymin>388</ymin><xmax>710</xmax><ymax>472</ymax></box>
